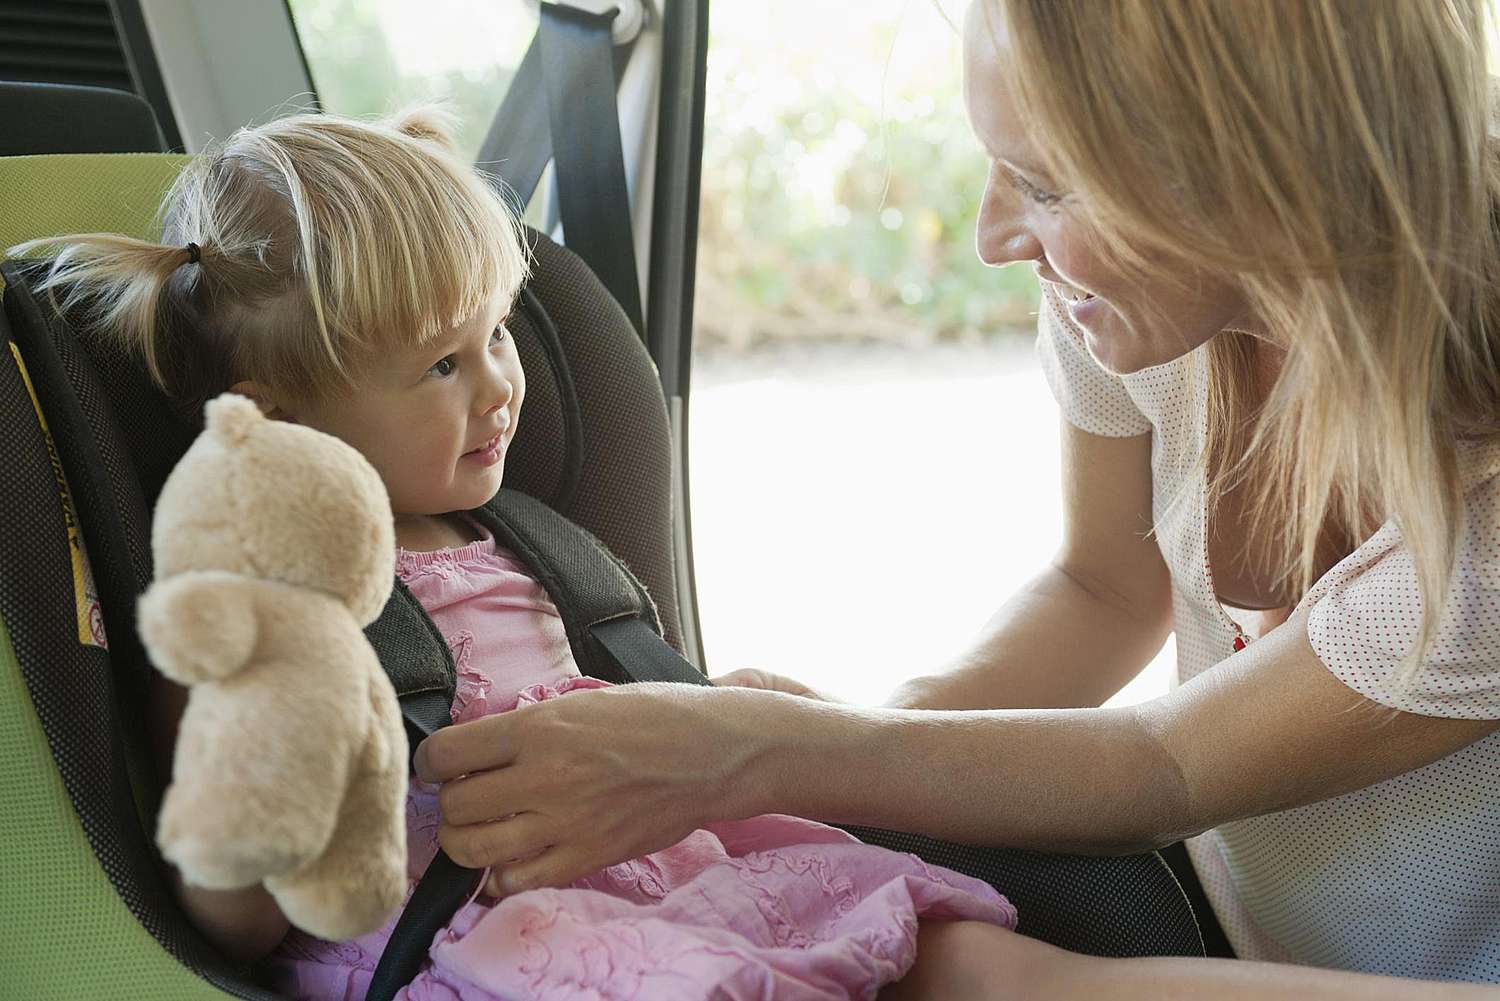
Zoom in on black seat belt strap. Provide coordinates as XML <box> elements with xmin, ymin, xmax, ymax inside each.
<box><xmin>364</xmin><ymin>851</ymin><xmax>482</xmax><ymax>1001</ymax></box>
<box><xmin>367</xmin><ymin>628</ymin><xmax>699</xmax><ymax>1001</ymax></box>
<box><xmin>539</xmin><ymin>3</ymin><xmax>646</xmax><ymax>336</ymax></box>
<box><xmin>476</xmin><ymin>13</ymin><xmax>632</xmax><ymax>209</ymax></box>
<box><xmin>475</xmin><ymin>35</ymin><xmax>552</xmax><ymax>206</ymax></box>
<box><xmin>591</xmin><ymin>616</ymin><xmax>708</xmax><ymax>687</ymax></box>
<box><xmin>365</xmin><ymin>692</ymin><xmax>481</xmax><ymax>1001</ymax></box>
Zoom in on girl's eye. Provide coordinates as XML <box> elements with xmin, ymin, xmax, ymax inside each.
<box><xmin>490</xmin><ymin>324</ymin><xmax>508</xmax><ymax>345</ymax></box>
<box><xmin>428</xmin><ymin>355</ymin><xmax>456</xmax><ymax>378</ymax></box>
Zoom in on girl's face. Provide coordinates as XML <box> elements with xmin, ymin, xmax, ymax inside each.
<box><xmin>962</xmin><ymin>7</ymin><xmax>1248</xmax><ymax>374</ymax></box>
<box><xmin>288</xmin><ymin>293</ymin><xmax>525</xmax><ymax>523</ymax></box>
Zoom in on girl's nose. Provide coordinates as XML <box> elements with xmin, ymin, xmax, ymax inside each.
<box><xmin>482</xmin><ymin>384</ymin><xmax>512</xmax><ymax>418</ymax></box>
<box><xmin>479</xmin><ymin>365</ymin><xmax>514</xmax><ymax>417</ymax></box>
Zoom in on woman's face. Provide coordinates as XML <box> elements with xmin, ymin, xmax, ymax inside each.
<box><xmin>962</xmin><ymin>6</ymin><xmax>1248</xmax><ymax>374</ymax></box>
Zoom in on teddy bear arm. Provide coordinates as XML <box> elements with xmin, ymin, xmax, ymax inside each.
<box><xmin>265</xmin><ymin>663</ymin><xmax>410</xmax><ymax>941</ymax></box>
<box><xmin>138</xmin><ymin>571</ymin><xmax>262</xmax><ymax>685</ymax></box>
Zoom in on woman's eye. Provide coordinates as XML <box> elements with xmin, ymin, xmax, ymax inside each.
<box><xmin>1003</xmin><ymin>165</ymin><xmax>1063</xmax><ymax>207</ymax></box>
<box><xmin>428</xmin><ymin>355</ymin><xmax>456</xmax><ymax>378</ymax></box>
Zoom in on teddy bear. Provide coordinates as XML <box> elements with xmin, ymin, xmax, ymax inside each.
<box><xmin>139</xmin><ymin>392</ymin><xmax>408</xmax><ymax>941</ymax></box>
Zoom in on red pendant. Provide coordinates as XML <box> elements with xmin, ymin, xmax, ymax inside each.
<box><xmin>1232</xmin><ymin>635</ymin><xmax>1247</xmax><ymax>652</ymax></box>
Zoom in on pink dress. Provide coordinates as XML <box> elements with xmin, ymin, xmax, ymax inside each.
<box><xmin>266</xmin><ymin>529</ymin><xmax>1015</xmax><ymax>1000</ymax></box>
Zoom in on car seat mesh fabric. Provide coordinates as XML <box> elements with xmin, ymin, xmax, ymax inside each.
<box><xmin>0</xmin><ymin>154</ymin><xmax>190</xmax><ymax>292</ymax></box>
<box><xmin>0</xmin><ymin>152</ymin><xmax>689</xmax><ymax>994</ymax></box>
<box><xmin>0</xmin><ymin>152</ymin><xmax>687</xmax><ymax>654</ymax></box>
<box><xmin>0</xmin><ymin>315</ymin><xmax>273</xmax><ymax>998</ymax></box>
<box><xmin>842</xmin><ymin>826</ymin><xmax>1204</xmax><ymax>958</ymax></box>
<box><xmin>504</xmin><ymin>230</ymin><xmax>686</xmax><ymax>654</ymax></box>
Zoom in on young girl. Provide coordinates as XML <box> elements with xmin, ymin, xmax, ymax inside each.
<box><xmin>15</xmin><ymin>108</ymin><xmax>1015</xmax><ymax>1000</ymax></box>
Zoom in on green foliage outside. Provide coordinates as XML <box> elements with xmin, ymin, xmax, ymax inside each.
<box><xmin>287</xmin><ymin>0</ymin><xmax>1039</xmax><ymax>354</ymax></box>
<box><xmin>287</xmin><ymin>0</ymin><xmax>532</xmax><ymax>160</ymax></box>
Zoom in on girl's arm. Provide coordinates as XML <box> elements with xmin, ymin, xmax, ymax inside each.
<box><xmin>148</xmin><ymin>674</ymin><xmax>291</xmax><ymax>963</ymax></box>
<box><xmin>891</xmin><ymin>420</ymin><xmax>1171</xmax><ymax>710</ymax></box>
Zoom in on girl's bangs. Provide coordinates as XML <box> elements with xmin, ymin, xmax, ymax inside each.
<box><xmin>324</xmin><ymin>167</ymin><xmax>528</xmax><ymax>359</ymax></box>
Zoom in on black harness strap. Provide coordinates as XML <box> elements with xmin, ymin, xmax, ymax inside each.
<box><xmin>591</xmin><ymin>616</ymin><xmax>706</xmax><ymax>687</ymax></box>
<box><xmin>470</xmin><ymin>489</ymin><xmax>661</xmax><ymax>683</ymax></box>
<box><xmin>364</xmin><ymin>488</ymin><xmax>702</xmax><ymax>1001</ymax></box>
<box><xmin>362</xmin><ymin>688</ymin><xmax>479</xmax><ymax>1001</ymax></box>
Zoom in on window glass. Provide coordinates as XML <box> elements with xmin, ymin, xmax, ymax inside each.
<box><xmin>287</xmin><ymin>0</ymin><xmax>536</xmax><ymax>161</ymax></box>
<box><xmin>689</xmin><ymin>0</ymin><xmax>1173</xmax><ymax>706</ymax></box>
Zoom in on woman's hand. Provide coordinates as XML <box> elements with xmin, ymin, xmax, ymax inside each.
<box><xmin>712</xmin><ymin>667</ymin><xmax>840</xmax><ymax>702</ymax></box>
<box><xmin>413</xmin><ymin>682</ymin><xmax>772</xmax><ymax>894</ymax></box>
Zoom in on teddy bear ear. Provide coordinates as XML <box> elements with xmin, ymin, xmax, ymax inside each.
<box><xmin>204</xmin><ymin>393</ymin><xmax>265</xmax><ymax>446</ymax></box>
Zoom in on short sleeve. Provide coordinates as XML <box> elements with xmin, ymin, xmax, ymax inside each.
<box><xmin>1306</xmin><ymin>462</ymin><xmax>1500</xmax><ymax>719</ymax></box>
<box><xmin>1034</xmin><ymin>283</ymin><xmax>1153</xmax><ymax>437</ymax></box>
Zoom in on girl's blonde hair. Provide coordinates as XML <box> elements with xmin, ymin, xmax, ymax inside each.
<box><xmin>11</xmin><ymin>106</ymin><xmax>529</xmax><ymax>408</ymax></box>
<box><xmin>988</xmin><ymin>0</ymin><xmax>1500</xmax><ymax>676</ymax></box>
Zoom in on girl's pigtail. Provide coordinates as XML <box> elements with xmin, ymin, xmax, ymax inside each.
<box><xmin>389</xmin><ymin>104</ymin><xmax>462</xmax><ymax>155</ymax></box>
<box><xmin>7</xmin><ymin>233</ymin><xmax>198</xmax><ymax>393</ymax></box>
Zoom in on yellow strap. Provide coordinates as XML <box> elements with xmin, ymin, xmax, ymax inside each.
<box><xmin>6</xmin><ymin>341</ymin><xmax>106</xmax><ymax>648</ymax></box>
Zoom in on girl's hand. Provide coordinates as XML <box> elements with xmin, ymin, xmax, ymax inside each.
<box><xmin>712</xmin><ymin>668</ymin><xmax>840</xmax><ymax>702</ymax></box>
<box><xmin>414</xmin><ymin>683</ymin><xmax>770</xmax><ymax>893</ymax></box>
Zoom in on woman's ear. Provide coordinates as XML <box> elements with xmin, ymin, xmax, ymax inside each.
<box><xmin>227</xmin><ymin>380</ymin><xmax>298</xmax><ymax>423</ymax></box>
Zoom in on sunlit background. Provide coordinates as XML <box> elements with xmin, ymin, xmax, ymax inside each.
<box><xmin>288</xmin><ymin>0</ymin><xmax>1173</xmax><ymax>706</ymax></box>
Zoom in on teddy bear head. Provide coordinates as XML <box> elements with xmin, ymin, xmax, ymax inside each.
<box><xmin>152</xmin><ymin>393</ymin><xmax>396</xmax><ymax>625</ymax></box>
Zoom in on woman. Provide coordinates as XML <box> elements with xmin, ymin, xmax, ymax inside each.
<box><xmin>413</xmin><ymin>1</ymin><xmax>1500</xmax><ymax>995</ymax></box>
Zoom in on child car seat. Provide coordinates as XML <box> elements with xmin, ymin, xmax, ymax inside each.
<box><xmin>0</xmin><ymin>84</ymin><xmax>1205</xmax><ymax>1000</ymax></box>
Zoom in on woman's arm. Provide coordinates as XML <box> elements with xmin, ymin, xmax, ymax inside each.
<box><xmin>889</xmin><ymin>420</ymin><xmax>1172</xmax><ymax>710</ymax></box>
<box><xmin>754</xmin><ymin>605</ymin><xmax>1499</xmax><ymax>852</ymax></box>
<box><xmin>888</xmin><ymin>921</ymin><xmax>1498</xmax><ymax>1000</ymax></box>
<box><xmin>149</xmin><ymin>674</ymin><xmax>291</xmax><ymax>963</ymax></box>
<box><xmin>415</xmin><ymin>607</ymin><xmax>1496</xmax><ymax>888</ymax></box>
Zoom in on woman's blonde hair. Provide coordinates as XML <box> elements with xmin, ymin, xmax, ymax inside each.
<box><xmin>987</xmin><ymin>0</ymin><xmax>1500</xmax><ymax>676</ymax></box>
<box><xmin>11</xmin><ymin>106</ymin><xmax>529</xmax><ymax>408</ymax></box>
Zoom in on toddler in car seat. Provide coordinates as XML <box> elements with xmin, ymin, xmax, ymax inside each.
<box><xmin>14</xmin><ymin>107</ymin><xmax>1015</xmax><ymax>1000</ymax></box>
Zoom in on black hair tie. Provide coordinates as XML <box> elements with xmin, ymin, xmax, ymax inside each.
<box><xmin>184</xmin><ymin>242</ymin><xmax>201</xmax><ymax>265</ymax></box>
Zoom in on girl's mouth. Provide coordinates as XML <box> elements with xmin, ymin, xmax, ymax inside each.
<box><xmin>464</xmin><ymin>432</ymin><xmax>504</xmax><ymax>467</ymax></box>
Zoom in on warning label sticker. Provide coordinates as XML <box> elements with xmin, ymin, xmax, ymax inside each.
<box><xmin>9</xmin><ymin>342</ymin><xmax>108</xmax><ymax>649</ymax></box>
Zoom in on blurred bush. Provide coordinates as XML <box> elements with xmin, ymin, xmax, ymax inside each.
<box><xmin>695</xmin><ymin>1</ymin><xmax>1039</xmax><ymax>353</ymax></box>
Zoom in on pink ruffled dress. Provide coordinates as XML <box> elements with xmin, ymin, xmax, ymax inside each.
<box><xmin>266</xmin><ymin>528</ymin><xmax>1015</xmax><ymax>1000</ymax></box>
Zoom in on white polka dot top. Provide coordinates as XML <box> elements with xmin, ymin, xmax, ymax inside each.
<box><xmin>1035</xmin><ymin>283</ymin><xmax>1500</xmax><ymax>981</ymax></box>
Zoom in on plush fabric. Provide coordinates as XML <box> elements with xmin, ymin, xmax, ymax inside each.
<box><xmin>139</xmin><ymin>393</ymin><xmax>408</xmax><ymax>941</ymax></box>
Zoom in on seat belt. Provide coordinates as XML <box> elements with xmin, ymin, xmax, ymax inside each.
<box><xmin>591</xmin><ymin>616</ymin><xmax>705</xmax><ymax>686</ymax></box>
<box><xmin>476</xmin><ymin>2</ymin><xmax>645</xmax><ymax>337</ymax></box>
<box><xmin>362</xmin><ymin>687</ymin><xmax>483</xmax><ymax>1001</ymax></box>
<box><xmin>364</xmin><ymin>489</ymin><xmax>704</xmax><ymax>1001</ymax></box>
<box><xmin>366</xmin><ymin>654</ymin><xmax>704</xmax><ymax>1001</ymax></box>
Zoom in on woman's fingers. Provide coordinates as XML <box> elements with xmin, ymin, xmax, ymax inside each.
<box><xmin>712</xmin><ymin>668</ymin><xmax>832</xmax><ymax>701</ymax></box>
<box><xmin>712</xmin><ymin>668</ymin><xmax>780</xmax><ymax>689</ymax></box>
<box><xmin>492</xmin><ymin>843</ymin><xmax>607</xmax><ymax>896</ymax></box>
<box><xmin>418</xmin><ymin>684</ymin><xmax>785</xmax><ymax>887</ymax></box>
<box><xmin>437</xmin><ymin>762</ymin><xmax>532</xmax><ymax>826</ymax></box>
<box><xmin>414</xmin><ymin>710</ymin><xmax>519</xmax><ymax>783</ymax></box>
<box><xmin>437</xmin><ymin>811</ymin><xmax>552</xmax><ymax>871</ymax></box>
